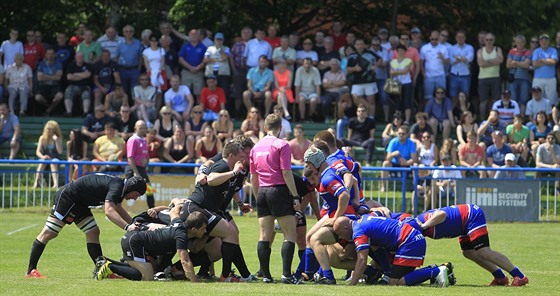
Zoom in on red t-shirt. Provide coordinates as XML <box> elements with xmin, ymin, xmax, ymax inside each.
<box><xmin>24</xmin><ymin>42</ymin><xmax>45</xmax><ymax>71</ymax></box>
<box><xmin>458</xmin><ymin>144</ymin><xmax>484</xmax><ymax>166</ymax></box>
<box><xmin>200</xmin><ymin>87</ymin><xmax>226</xmax><ymax>113</ymax></box>
<box><xmin>265</xmin><ymin>37</ymin><xmax>281</xmax><ymax>50</ymax></box>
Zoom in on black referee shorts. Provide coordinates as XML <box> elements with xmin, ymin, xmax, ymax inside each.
<box><xmin>256</xmin><ymin>185</ymin><xmax>295</xmax><ymax>218</ymax></box>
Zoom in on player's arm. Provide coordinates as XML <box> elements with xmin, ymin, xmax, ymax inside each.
<box><xmin>195</xmin><ymin>159</ymin><xmax>215</xmax><ymax>185</ymax></box>
<box><xmin>417</xmin><ymin>209</ymin><xmax>446</xmax><ymax>230</ymax></box>
<box><xmin>334</xmin><ymin>190</ymin><xmax>351</xmax><ymax>219</ymax></box>
<box><xmin>177</xmin><ymin>249</ymin><xmax>198</xmax><ymax>282</ymax></box>
<box><xmin>282</xmin><ymin>169</ymin><xmax>300</xmax><ymax>210</ymax></box>
<box><xmin>350</xmin><ymin>249</ymin><xmax>369</xmax><ymax>285</ymax></box>
<box><xmin>207</xmin><ymin>161</ymin><xmax>243</xmax><ymax>186</ymax></box>
<box><xmin>104</xmin><ymin>201</ymin><xmax>133</xmax><ymax>230</ymax></box>
<box><xmin>233</xmin><ymin>191</ymin><xmax>252</xmax><ymax>213</ymax></box>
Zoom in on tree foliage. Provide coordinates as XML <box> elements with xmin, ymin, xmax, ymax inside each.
<box><xmin>1</xmin><ymin>0</ymin><xmax>558</xmax><ymax>49</ymax></box>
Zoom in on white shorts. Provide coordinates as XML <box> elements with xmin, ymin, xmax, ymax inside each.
<box><xmin>298</xmin><ymin>92</ymin><xmax>319</xmax><ymax>101</ymax></box>
<box><xmin>351</xmin><ymin>82</ymin><xmax>378</xmax><ymax>96</ymax></box>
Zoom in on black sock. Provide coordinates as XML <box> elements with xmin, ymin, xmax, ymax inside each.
<box><xmin>189</xmin><ymin>251</ymin><xmax>211</xmax><ymax>268</ymax></box>
<box><xmin>86</xmin><ymin>243</ymin><xmax>103</xmax><ymax>263</ymax></box>
<box><xmin>146</xmin><ymin>194</ymin><xmax>155</xmax><ymax>209</ymax></box>
<box><xmin>232</xmin><ymin>244</ymin><xmax>251</xmax><ymax>278</ymax></box>
<box><xmin>257</xmin><ymin>241</ymin><xmax>272</xmax><ymax>278</ymax></box>
<box><xmin>221</xmin><ymin>242</ymin><xmax>236</xmax><ymax>277</ymax></box>
<box><xmin>109</xmin><ymin>264</ymin><xmax>142</xmax><ymax>281</ymax></box>
<box><xmin>28</xmin><ymin>239</ymin><xmax>46</xmax><ymax>273</ymax></box>
<box><xmin>281</xmin><ymin>241</ymin><xmax>295</xmax><ymax>277</ymax></box>
<box><xmin>298</xmin><ymin>249</ymin><xmax>305</xmax><ymax>260</ymax></box>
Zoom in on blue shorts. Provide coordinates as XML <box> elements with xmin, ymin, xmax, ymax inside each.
<box><xmin>393</xmin><ymin>223</ymin><xmax>425</xmax><ymax>267</ymax></box>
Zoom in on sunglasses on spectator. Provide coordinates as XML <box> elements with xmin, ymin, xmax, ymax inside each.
<box><xmin>121</xmin><ymin>110</ymin><xmax>130</xmax><ymax>113</ymax></box>
<box><xmin>436</xmin><ymin>91</ymin><xmax>445</xmax><ymax>94</ymax></box>
<box><xmin>163</xmin><ymin>112</ymin><xmax>171</xmax><ymax>115</ymax></box>
<box><xmin>220</xmin><ymin>114</ymin><xmax>228</xmax><ymax>117</ymax></box>
<box><xmin>485</xmin><ymin>38</ymin><xmax>494</xmax><ymax>41</ymax></box>
<box><xmin>440</xmin><ymin>34</ymin><xmax>448</xmax><ymax>37</ymax></box>
<box><xmin>193</xmin><ymin>111</ymin><xmax>202</xmax><ymax>114</ymax></box>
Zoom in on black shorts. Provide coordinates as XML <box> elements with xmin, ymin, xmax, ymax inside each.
<box><xmin>50</xmin><ymin>187</ymin><xmax>93</xmax><ymax>224</ymax></box>
<box><xmin>256</xmin><ymin>185</ymin><xmax>295</xmax><ymax>218</ymax></box>
<box><xmin>121</xmin><ymin>231</ymin><xmax>149</xmax><ymax>262</ymax></box>
<box><xmin>293</xmin><ymin>173</ymin><xmax>312</xmax><ymax>198</ymax></box>
<box><xmin>217</xmin><ymin>210</ymin><xmax>234</xmax><ymax>222</ymax></box>
<box><xmin>295</xmin><ymin>210</ymin><xmax>306</xmax><ymax>227</ymax></box>
<box><xmin>180</xmin><ymin>200</ymin><xmax>222</xmax><ymax>234</ymax></box>
<box><xmin>390</xmin><ymin>265</ymin><xmax>415</xmax><ymax>279</ymax></box>
<box><xmin>460</xmin><ymin>233</ymin><xmax>490</xmax><ymax>251</ymax></box>
<box><xmin>124</xmin><ymin>166</ymin><xmax>151</xmax><ymax>184</ymax></box>
<box><xmin>37</xmin><ymin>84</ymin><xmax>62</xmax><ymax>99</ymax></box>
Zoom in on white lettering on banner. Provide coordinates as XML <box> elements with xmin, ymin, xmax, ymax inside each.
<box><xmin>465</xmin><ymin>187</ymin><xmax>528</xmax><ymax>207</ymax></box>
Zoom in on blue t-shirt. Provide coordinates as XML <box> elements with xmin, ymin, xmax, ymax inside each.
<box><xmin>530</xmin><ymin>124</ymin><xmax>552</xmax><ymax>140</ymax></box>
<box><xmin>486</xmin><ymin>144</ymin><xmax>513</xmax><ymax>166</ymax></box>
<box><xmin>246</xmin><ymin>67</ymin><xmax>273</xmax><ymax>91</ymax></box>
<box><xmin>424</xmin><ymin>97</ymin><xmax>452</xmax><ymax>122</ymax></box>
<box><xmin>532</xmin><ymin>47</ymin><xmax>558</xmax><ymax>78</ymax></box>
<box><xmin>0</xmin><ymin>113</ymin><xmax>19</xmax><ymax>139</ymax></box>
<box><xmin>116</xmin><ymin>39</ymin><xmax>143</xmax><ymax>67</ymax></box>
<box><xmin>386</xmin><ymin>137</ymin><xmax>416</xmax><ymax>165</ymax></box>
<box><xmin>179</xmin><ymin>42</ymin><xmax>207</xmax><ymax>68</ymax></box>
<box><xmin>352</xmin><ymin>214</ymin><xmax>402</xmax><ymax>251</ymax></box>
<box><xmin>37</xmin><ymin>61</ymin><xmax>63</xmax><ymax>85</ymax></box>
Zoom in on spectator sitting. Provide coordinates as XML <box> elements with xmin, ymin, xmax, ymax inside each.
<box><xmin>92</xmin><ymin>49</ymin><xmax>120</xmax><ymax>107</ymax></box>
<box><xmin>194</xmin><ymin>125</ymin><xmax>222</xmax><ymax>165</ymax></box>
<box><xmin>162</xmin><ymin>124</ymin><xmax>191</xmax><ymax>173</ymax></box>
<box><xmin>494</xmin><ymin>153</ymin><xmax>526</xmax><ymax>179</ymax></box>
<box><xmin>456</xmin><ymin>111</ymin><xmax>478</xmax><ymax>149</ymax></box>
<box><xmin>340</xmin><ymin>104</ymin><xmax>376</xmax><ymax>165</ymax></box>
<box><xmin>115</xmin><ymin>105</ymin><xmax>137</xmax><ymax>141</ymax></box>
<box><xmin>92</xmin><ymin>121</ymin><xmax>126</xmax><ymax>172</ymax></box>
<box><xmin>240</xmin><ymin>107</ymin><xmax>264</xmax><ymax>144</ymax></box>
<box><xmin>184</xmin><ymin>105</ymin><xmax>208</xmax><ymax>161</ymax></box>
<box><xmin>212</xmin><ymin>110</ymin><xmax>234</xmax><ymax>146</ymax></box>
<box><xmin>530</xmin><ymin>111</ymin><xmax>552</xmax><ymax>153</ymax></box>
<box><xmin>164</xmin><ymin>74</ymin><xmax>195</xmax><ymax>123</ymax></box>
<box><xmin>132</xmin><ymin>73</ymin><xmax>157</xmax><ymax>127</ymax></box>
<box><xmin>104</xmin><ymin>84</ymin><xmax>129</xmax><ymax>118</ymax></box>
<box><xmin>35</xmin><ymin>47</ymin><xmax>64</xmax><ymax>115</ymax></box>
<box><xmin>153</xmin><ymin>106</ymin><xmax>178</xmax><ymax>142</ymax></box>
<box><xmin>525</xmin><ymin>86</ymin><xmax>551</xmax><ymax>129</ymax></box>
<box><xmin>425</xmin><ymin>86</ymin><xmax>455</xmax><ymax>141</ymax></box>
<box><xmin>5</xmin><ymin>53</ymin><xmax>32</xmax><ymax>115</ymax></box>
<box><xmin>381</xmin><ymin>111</ymin><xmax>403</xmax><ymax>148</ymax></box>
<box><xmin>243</xmin><ymin>55</ymin><xmax>273</xmax><ymax>117</ymax></box>
<box><xmin>272</xmin><ymin>58</ymin><xmax>294</xmax><ymax>120</ymax></box>
<box><xmin>272</xmin><ymin>104</ymin><xmax>291</xmax><ymax>140</ymax></box>
<box><xmin>81</xmin><ymin>104</ymin><xmax>110</xmax><ymax>143</ymax></box>
<box><xmin>288</xmin><ymin>124</ymin><xmax>311</xmax><ymax>166</ymax></box>
<box><xmin>440</xmin><ymin>138</ymin><xmax>458</xmax><ymax>165</ymax></box>
<box><xmin>32</xmin><ymin>120</ymin><xmax>63</xmax><ymax>189</ymax></box>
<box><xmin>66</xmin><ymin>128</ymin><xmax>89</xmax><ymax>181</ymax></box>
<box><xmin>64</xmin><ymin>51</ymin><xmax>92</xmax><ymax>116</ymax></box>
<box><xmin>432</xmin><ymin>154</ymin><xmax>462</xmax><ymax>204</ymax></box>
<box><xmin>0</xmin><ymin>63</ymin><xmax>4</xmax><ymax>98</ymax></box>
<box><xmin>491</xmin><ymin>89</ymin><xmax>520</xmax><ymax>126</ymax></box>
<box><xmin>410</xmin><ymin>112</ymin><xmax>434</xmax><ymax>146</ymax></box>
<box><xmin>0</xmin><ymin>103</ymin><xmax>21</xmax><ymax>159</ymax></box>
<box><xmin>381</xmin><ymin>125</ymin><xmax>418</xmax><ymax>193</ymax></box>
<box><xmin>417</xmin><ymin>130</ymin><xmax>438</xmax><ymax>210</ymax></box>
<box><xmin>477</xmin><ymin>109</ymin><xmax>506</xmax><ymax>149</ymax></box>
<box><xmin>486</xmin><ymin>130</ymin><xmax>513</xmax><ymax>178</ymax></box>
<box><xmin>458</xmin><ymin>131</ymin><xmax>486</xmax><ymax>178</ymax></box>
<box><xmin>199</xmin><ymin>75</ymin><xmax>226</xmax><ymax>123</ymax></box>
<box><xmin>145</xmin><ymin>127</ymin><xmax>162</xmax><ymax>173</ymax></box>
<box><xmin>506</xmin><ymin>115</ymin><xmax>532</xmax><ymax>165</ymax></box>
<box><xmin>294</xmin><ymin>57</ymin><xmax>322</xmax><ymax>121</ymax></box>
<box><xmin>535</xmin><ymin>132</ymin><xmax>560</xmax><ymax>192</ymax></box>
<box><xmin>321</xmin><ymin>58</ymin><xmax>348</xmax><ymax>123</ymax></box>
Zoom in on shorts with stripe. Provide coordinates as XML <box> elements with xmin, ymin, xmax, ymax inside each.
<box><xmin>50</xmin><ymin>187</ymin><xmax>93</xmax><ymax>225</ymax></box>
<box><xmin>121</xmin><ymin>231</ymin><xmax>149</xmax><ymax>262</ymax></box>
<box><xmin>393</xmin><ymin>224</ymin><xmax>426</xmax><ymax>268</ymax></box>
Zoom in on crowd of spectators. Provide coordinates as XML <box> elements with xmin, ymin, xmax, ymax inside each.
<box><xmin>0</xmin><ymin>22</ymin><xmax>559</xmax><ymax>188</ymax></box>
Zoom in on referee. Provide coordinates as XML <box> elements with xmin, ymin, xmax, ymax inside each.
<box><xmin>125</xmin><ymin>120</ymin><xmax>154</xmax><ymax>208</ymax></box>
<box><xmin>250</xmin><ymin>113</ymin><xmax>300</xmax><ymax>284</ymax></box>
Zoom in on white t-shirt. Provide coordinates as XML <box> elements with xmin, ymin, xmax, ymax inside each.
<box><xmin>164</xmin><ymin>85</ymin><xmax>191</xmax><ymax>113</ymax></box>
<box><xmin>420</xmin><ymin>43</ymin><xmax>449</xmax><ymax>77</ymax></box>
<box><xmin>143</xmin><ymin>47</ymin><xmax>164</xmax><ymax>72</ymax></box>
<box><xmin>133</xmin><ymin>85</ymin><xmax>156</xmax><ymax>103</ymax></box>
<box><xmin>1</xmin><ymin>40</ymin><xmax>24</xmax><ymax>66</ymax></box>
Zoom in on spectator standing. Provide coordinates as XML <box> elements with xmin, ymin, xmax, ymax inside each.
<box><xmin>477</xmin><ymin>33</ymin><xmax>503</xmax><ymax>119</ymax></box>
<box><xmin>506</xmin><ymin>35</ymin><xmax>532</xmax><ymax>116</ymax></box>
<box><xmin>1</xmin><ymin>28</ymin><xmax>24</xmax><ymax>66</ymax></box>
<box><xmin>420</xmin><ymin>30</ymin><xmax>449</xmax><ymax>101</ymax></box>
<box><xmin>143</xmin><ymin>34</ymin><xmax>166</xmax><ymax>106</ymax></box>
<box><xmin>231</xmin><ymin>27</ymin><xmax>252</xmax><ymax>118</ymax></box>
<box><xmin>532</xmin><ymin>34</ymin><xmax>558</xmax><ymax>106</ymax></box>
<box><xmin>116</xmin><ymin>25</ymin><xmax>143</xmax><ymax>99</ymax></box>
<box><xmin>203</xmin><ymin>32</ymin><xmax>231</xmax><ymax>100</ymax></box>
<box><xmin>347</xmin><ymin>38</ymin><xmax>379</xmax><ymax>118</ymax></box>
<box><xmin>23</xmin><ymin>29</ymin><xmax>45</xmax><ymax>73</ymax></box>
<box><xmin>244</xmin><ymin>28</ymin><xmax>272</xmax><ymax>70</ymax></box>
<box><xmin>97</xmin><ymin>26</ymin><xmax>124</xmax><ymax>60</ymax></box>
<box><xmin>76</xmin><ymin>30</ymin><xmax>102</xmax><ymax>65</ymax></box>
<box><xmin>449</xmin><ymin>30</ymin><xmax>474</xmax><ymax>104</ymax></box>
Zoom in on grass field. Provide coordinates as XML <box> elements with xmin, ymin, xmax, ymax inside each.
<box><xmin>0</xmin><ymin>209</ymin><xmax>559</xmax><ymax>295</ymax></box>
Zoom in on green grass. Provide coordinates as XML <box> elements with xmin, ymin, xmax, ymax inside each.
<box><xmin>0</xmin><ymin>209</ymin><xmax>559</xmax><ymax>295</ymax></box>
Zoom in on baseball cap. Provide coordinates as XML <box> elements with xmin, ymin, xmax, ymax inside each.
<box><xmin>207</xmin><ymin>74</ymin><xmax>217</xmax><ymax>80</ymax></box>
<box><xmin>492</xmin><ymin>130</ymin><xmax>503</xmax><ymax>137</ymax></box>
<box><xmin>411</xmin><ymin>27</ymin><xmax>421</xmax><ymax>34</ymax></box>
<box><xmin>539</xmin><ymin>33</ymin><xmax>549</xmax><ymax>40</ymax></box>
<box><xmin>379</xmin><ymin>28</ymin><xmax>389</xmax><ymax>34</ymax></box>
<box><xmin>304</xmin><ymin>147</ymin><xmax>325</xmax><ymax>168</ymax></box>
<box><xmin>505</xmin><ymin>153</ymin><xmax>516</xmax><ymax>162</ymax></box>
<box><xmin>502</xmin><ymin>89</ymin><xmax>511</xmax><ymax>96</ymax></box>
<box><xmin>531</xmin><ymin>86</ymin><xmax>542</xmax><ymax>92</ymax></box>
<box><xmin>215</xmin><ymin>32</ymin><xmax>224</xmax><ymax>40</ymax></box>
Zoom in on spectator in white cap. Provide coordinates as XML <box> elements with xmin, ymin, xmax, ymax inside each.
<box><xmin>494</xmin><ymin>153</ymin><xmax>526</xmax><ymax>179</ymax></box>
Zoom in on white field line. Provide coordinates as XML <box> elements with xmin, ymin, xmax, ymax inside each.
<box><xmin>7</xmin><ymin>223</ymin><xmax>39</xmax><ymax>235</ymax></box>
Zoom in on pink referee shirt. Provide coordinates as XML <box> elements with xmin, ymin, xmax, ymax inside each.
<box><xmin>126</xmin><ymin>134</ymin><xmax>149</xmax><ymax>167</ymax></box>
<box><xmin>250</xmin><ymin>135</ymin><xmax>292</xmax><ymax>186</ymax></box>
